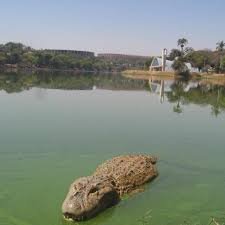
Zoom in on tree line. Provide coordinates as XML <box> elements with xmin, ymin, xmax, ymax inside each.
<box><xmin>0</xmin><ymin>42</ymin><xmax>150</xmax><ymax>72</ymax></box>
<box><xmin>169</xmin><ymin>38</ymin><xmax>225</xmax><ymax>75</ymax></box>
<box><xmin>1</xmin><ymin>41</ymin><xmax>225</xmax><ymax>74</ymax></box>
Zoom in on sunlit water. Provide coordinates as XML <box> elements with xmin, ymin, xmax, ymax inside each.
<box><xmin>0</xmin><ymin>72</ymin><xmax>225</xmax><ymax>225</ymax></box>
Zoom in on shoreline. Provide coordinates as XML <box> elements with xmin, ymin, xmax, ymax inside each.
<box><xmin>0</xmin><ymin>66</ymin><xmax>121</xmax><ymax>75</ymax></box>
<box><xmin>122</xmin><ymin>69</ymin><xmax>225</xmax><ymax>80</ymax></box>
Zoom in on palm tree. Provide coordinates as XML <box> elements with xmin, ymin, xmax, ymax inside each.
<box><xmin>216</xmin><ymin>41</ymin><xmax>225</xmax><ymax>52</ymax></box>
<box><xmin>177</xmin><ymin>38</ymin><xmax>188</xmax><ymax>52</ymax></box>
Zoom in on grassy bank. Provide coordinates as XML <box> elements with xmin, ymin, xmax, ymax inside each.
<box><xmin>200</xmin><ymin>73</ymin><xmax>225</xmax><ymax>79</ymax></box>
<box><xmin>123</xmin><ymin>70</ymin><xmax>175</xmax><ymax>77</ymax></box>
<box><xmin>122</xmin><ymin>69</ymin><xmax>225</xmax><ymax>81</ymax></box>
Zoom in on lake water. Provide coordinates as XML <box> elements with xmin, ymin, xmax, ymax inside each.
<box><xmin>0</xmin><ymin>72</ymin><xmax>225</xmax><ymax>225</ymax></box>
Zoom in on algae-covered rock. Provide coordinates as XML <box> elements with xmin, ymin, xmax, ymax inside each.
<box><xmin>62</xmin><ymin>154</ymin><xmax>158</xmax><ymax>221</ymax></box>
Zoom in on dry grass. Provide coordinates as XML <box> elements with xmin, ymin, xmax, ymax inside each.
<box><xmin>122</xmin><ymin>70</ymin><xmax>225</xmax><ymax>84</ymax></box>
<box><xmin>200</xmin><ymin>73</ymin><xmax>225</xmax><ymax>79</ymax></box>
<box><xmin>122</xmin><ymin>70</ymin><xmax>175</xmax><ymax>77</ymax></box>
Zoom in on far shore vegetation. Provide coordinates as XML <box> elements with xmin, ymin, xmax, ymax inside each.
<box><xmin>124</xmin><ymin>38</ymin><xmax>225</xmax><ymax>79</ymax></box>
<box><xmin>0</xmin><ymin>42</ymin><xmax>150</xmax><ymax>72</ymax></box>
<box><xmin>170</xmin><ymin>38</ymin><xmax>225</xmax><ymax>76</ymax></box>
<box><xmin>1</xmin><ymin>40</ymin><xmax>225</xmax><ymax>80</ymax></box>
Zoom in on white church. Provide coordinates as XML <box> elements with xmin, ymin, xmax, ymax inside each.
<box><xmin>149</xmin><ymin>49</ymin><xmax>198</xmax><ymax>73</ymax></box>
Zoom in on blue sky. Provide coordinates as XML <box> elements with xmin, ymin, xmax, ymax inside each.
<box><xmin>1</xmin><ymin>0</ymin><xmax>225</xmax><ymax>55</ymax></box>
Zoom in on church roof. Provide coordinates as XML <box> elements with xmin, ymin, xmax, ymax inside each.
<box><xmin>150</xmin><ymin>57</ymin><xmax>198</xmax><ymax>73</ymax></box>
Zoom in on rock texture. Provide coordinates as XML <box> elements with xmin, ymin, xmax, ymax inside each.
<box><xmin>62</xmin><ymin>154</ymin><xmax>158</xmax><ymax>221</ymax></box>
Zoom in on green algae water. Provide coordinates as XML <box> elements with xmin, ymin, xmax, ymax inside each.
<box><xmin>0</xmin><ymin>72</ymin><xmax>225</xmax><ymax>225</ymax></box>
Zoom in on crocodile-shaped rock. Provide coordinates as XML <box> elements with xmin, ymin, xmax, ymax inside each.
<box><xmin>62</xmin><ymin>154</ymin><xmax>158</xmax><ymax>221</ymax></box>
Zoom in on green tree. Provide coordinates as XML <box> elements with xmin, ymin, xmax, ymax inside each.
<box><xmin>177</xmin><ymin>38</ymin><xmax>188</xmax><ymax>52</ymax></box>
<box><xmin>216</xmin><ymin>41</ymin><xmax>225</xmax><ymax>52</ymax></box>
<box><xmin>4</xmin><ymin>42</ymin><xmax>26</xmax><ymax>53</ymax></box>
<box><xmin>0</xmin><ymin>42</ymin><xmax>31</xmax><ymax>65</ymax></box>
<box><xmin>169</xmin><ymin>49</ymin><xmax>182</xmax><ymax>60</ymax></box>
<box><xmin>172</xmin><ymin>57</ymin><xmax>188</xmax><ymax>75</ymax></box>
<box><xmin>184</xmin><ymin>47</ymin><xmax>194</xmax><ymax>55</ymax></box>
<box><xmin>185</xmin><ymin>50</ymin><xmax>212</xmax><ymax>72</ymax></box>
<box><xmin>144</xmin><ymin>58</ymin><xmax>153</xmax><ymax>70</ymax></box>
<box><xmin>36</xmin><ymin>52</ymin><xmax>53</xmax><ymax>67</ymax></box>
<box><xmin>216</xmin><ymin>41</ymin><xmax>225</xmax><ymax>73</ymax></box>
<box><xmin>22</xmin><ymin>52</ymin><xmax>38</xmax><ymax>67</ymax></box>
<box><xmin>6</xmin><ymin>52</ymin><xmax>22</xmax><ymax>64</ymax></box>
<box><xmin>0</xmin><ymin>52</ymin><xmax>7</xmax><ymax>65</ymax></box>
<box><xmin>220</xmin><ymin>56</ymin><xmax>225</xmax><ymax>72</ymax></box>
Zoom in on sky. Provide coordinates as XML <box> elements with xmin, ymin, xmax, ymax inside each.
<box><xmin>0</xmin><ymin>0</ymin><xmax>225</xmax><ymax>56</ymax></box>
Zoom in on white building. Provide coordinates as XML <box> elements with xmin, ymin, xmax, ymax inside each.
<box><xmin>149</xmin><ymin>57</ymin><xmax>199</xmax><ymax>73</ymax></box>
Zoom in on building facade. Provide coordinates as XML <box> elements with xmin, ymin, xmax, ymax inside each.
<box><xmin>98</xmin><ymin>53</ymin><xmax>150</xmax><ymax>60</ymax></box>
<box><xmin>44</xmin><ymin>49</ymin><xmax>95</xmax><ymax>58</ymax></box>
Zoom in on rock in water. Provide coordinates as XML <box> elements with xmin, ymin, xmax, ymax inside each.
<box><xmin>62</xmin><ymin>154</ymin><xmax>158</xmax><ymax>221</ymax></box>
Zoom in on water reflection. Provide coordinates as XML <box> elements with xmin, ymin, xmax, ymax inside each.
<box><xmin>0</xmin><ymin>71</ymin><xmax>147</xmax><ymax>93</ymax></box>
<box><xmin>149</xmin><ymin>79</ymin><xmax>167</xmax><ymax>103</ymax></box>
<box><xmin>148</xmin><ymin>78</ymin><xmax>225</xmax><ymax>116</ymax></box>
<box><xmin>0</xmin><ymin>71</ymin><xmax>225</xmax><ymax>116</ymax></box>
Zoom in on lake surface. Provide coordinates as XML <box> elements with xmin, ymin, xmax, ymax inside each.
<box><xmin>0</xmin><ymin>72</ymin><xmax>225</xmax><ymax>225</ymax></box>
